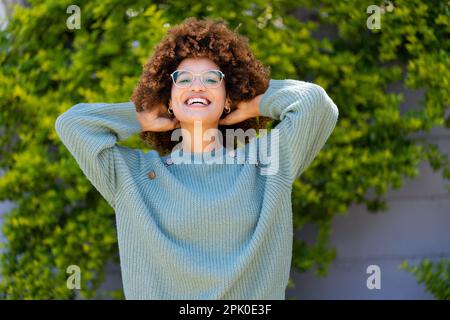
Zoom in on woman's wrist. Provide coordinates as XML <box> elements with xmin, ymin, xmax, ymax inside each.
<box><xmin>248</xmin><ymin>94</ymin><xmax>263</xmax><ymax>118</ymax></box>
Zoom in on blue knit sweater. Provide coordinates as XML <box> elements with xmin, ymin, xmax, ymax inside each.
<box><xmin>55</xmin><ymin>79</ymin><xmax>339</xmax><ymax>299</ymax></box>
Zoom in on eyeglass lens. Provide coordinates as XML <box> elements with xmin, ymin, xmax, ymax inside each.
<box><xmin>173</xmin><ymin>71</ymin><xmax>223</xmax><ymax>87</ymax></box>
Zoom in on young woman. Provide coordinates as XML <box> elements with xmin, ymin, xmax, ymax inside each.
<box><xmin>55</xmin><ymin>17</ymin><xmax>339</xmax><ymax>300</ymax></box>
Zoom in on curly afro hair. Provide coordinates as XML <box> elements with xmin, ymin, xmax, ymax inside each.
<box><xmin>131</xmin><ymin>17</ymin><xmax>272</xmax><ymax>156</ymax></box>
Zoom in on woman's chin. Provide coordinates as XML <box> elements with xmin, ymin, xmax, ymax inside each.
<box><xmin>181</xmin><ymin>102</ymin><xmax>212</xmax><ymax>112</ymax></box>
<box><xmin>176</xmin><ymin>108</ymin><xmax>222</xmax><ymax>124</ymax></box>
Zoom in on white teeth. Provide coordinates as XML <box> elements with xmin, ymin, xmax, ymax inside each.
<box><xmin>186</xmin><ymin>97</ymin><xmax>210</xmax><ymax>106</ymax></box>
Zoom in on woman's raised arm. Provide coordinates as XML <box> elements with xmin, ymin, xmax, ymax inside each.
<box><xmin>54</xmin><ymin>102</ymin><xmax>142</xmax><ymax>208</ymax></box>
<box><xmin>258</xmin><ymin>79</ymin><xmax>339</xmax><ymax>183</ymax></box>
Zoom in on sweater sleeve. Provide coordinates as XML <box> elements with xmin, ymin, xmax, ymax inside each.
<box><xmin>258</xmin><ymin>79</ymin><xmax>339</xmax><ymax>182</ymax></box>
<box><xmin>54</xmin><ymin>102</ymin><xmax>142</xmax><ymax>209</ymax></box>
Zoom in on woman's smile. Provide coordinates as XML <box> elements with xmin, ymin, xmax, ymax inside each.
<box><xmin>183</xmin><ymin>100</ymin><xmax>213</xmax><ymax>109</ymax></box>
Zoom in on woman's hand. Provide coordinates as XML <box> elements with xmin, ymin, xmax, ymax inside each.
<box><xmin>219</xmin><ymin>94</ymin><xmax>263</xmax><ymax>126</ymax></box>
<box><xmin>136</xmin><ymin>102</ymin><xmax>180</xmax><ymax>132</ymax></box>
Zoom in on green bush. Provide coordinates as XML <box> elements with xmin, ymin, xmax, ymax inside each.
<box><xmin>400</xmin><ymin>259</ymin><xmax>450</xmax><ymax>300</ymax></box>
<box><xmin>0</xmin><ymin>0</ymin><xmax>448</xmax><ymax>298</ymax></box>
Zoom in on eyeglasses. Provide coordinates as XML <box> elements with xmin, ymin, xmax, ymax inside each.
<box><xmin>170</xmin><ymin>69</ymin><xmax>225</xmax><ymax>88</ymax></box>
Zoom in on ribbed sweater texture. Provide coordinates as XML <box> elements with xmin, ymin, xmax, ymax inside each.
<box><xmin>55</xmin><ymin>79</ymin><xmax>339</xmax><ymax>299</ymax></box>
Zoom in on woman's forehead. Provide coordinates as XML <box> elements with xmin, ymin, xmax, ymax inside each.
<box><xmin>177</xmin><ymin>58</ymin><xmax>219</xmax><ymax>71</ymax></box>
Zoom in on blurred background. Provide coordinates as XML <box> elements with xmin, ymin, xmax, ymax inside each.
<box><xmin>0</xmin><ymin>0</ymin><xmax>449</xmax><ymax>299</ymax></box>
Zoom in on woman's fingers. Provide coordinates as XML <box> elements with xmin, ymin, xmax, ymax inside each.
<box><xmin>219</xmin><ymin>109</ymin><xmax>245</xmax><ymax>125</ymax></box>
<box><xmin>170</xmin><ymin>118</ymin><xmax>181</xmax><ymax>130</ymax></box>
<box><xmin>219</xmin><ymin>98</ymin><xmax>260</xmax><ymax>125</ymax></box>
<box><xmin>137</xmin><ymin>108</ymin><xmax>180</xmax><ymax>132</ymax></box>
<box><xmin>155</xmin><ymin>116</ymin><xmax>180</xmax><ymax>132</ymax></box>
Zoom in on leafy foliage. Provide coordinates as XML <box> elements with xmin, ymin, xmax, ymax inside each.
<box><xmin>0</xmin><ymin>0</ymin><xmax>448</xmax><ymax>298</ymax></box>
<box><xmin>400</xmin><ymin>259</ymin><xmax>450</xmax><ymax>300</ymax></box>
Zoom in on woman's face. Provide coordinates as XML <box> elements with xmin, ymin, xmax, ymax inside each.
<box><xmin>170</xmin><ymin>57</ymin><xmax>227</xmax><ymax>126</ymax></box>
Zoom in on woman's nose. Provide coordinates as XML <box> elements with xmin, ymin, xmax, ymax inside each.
<box><xmin>190</xmin><ymin>76</ymin><xmax>206</xmax><ymax>89</ymax></box>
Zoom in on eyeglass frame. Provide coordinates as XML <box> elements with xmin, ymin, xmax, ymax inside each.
<box><xmin>170</xmin><ymin>69</ymin><xmax>225</xmax><ymax>88</ymax></box>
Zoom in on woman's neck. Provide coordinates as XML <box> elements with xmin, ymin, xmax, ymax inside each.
<box><xmin>179</xmin><ymin>121</ymin><xmax>224</xmax><ymax>153</ymax></box>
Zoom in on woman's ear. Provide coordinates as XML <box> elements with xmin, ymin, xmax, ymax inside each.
<box><xmin>225</xmin><ymin>96</ymin><xmax>232</xmax><ymax>107</ymax></box>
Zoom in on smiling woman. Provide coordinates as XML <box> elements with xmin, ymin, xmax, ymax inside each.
<box><xmin>54</xmin><ymin>16</ymin><xmax>339</xmax><ymax>300</ymax></box>
<box><xmin>131</xmin><ymin>17</ymin><xmax>272</xmax><ymax>155</ymax></box>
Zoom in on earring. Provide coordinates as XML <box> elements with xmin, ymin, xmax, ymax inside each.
<box><xmin>224</xmin><ymin>98</ymin><xmax>231</xmax><ymax>113</ymax></box>
<box><xmin>167</xmin><ymin>100</ymin><xmax>174</xmax><ymax>115</ymax></box>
